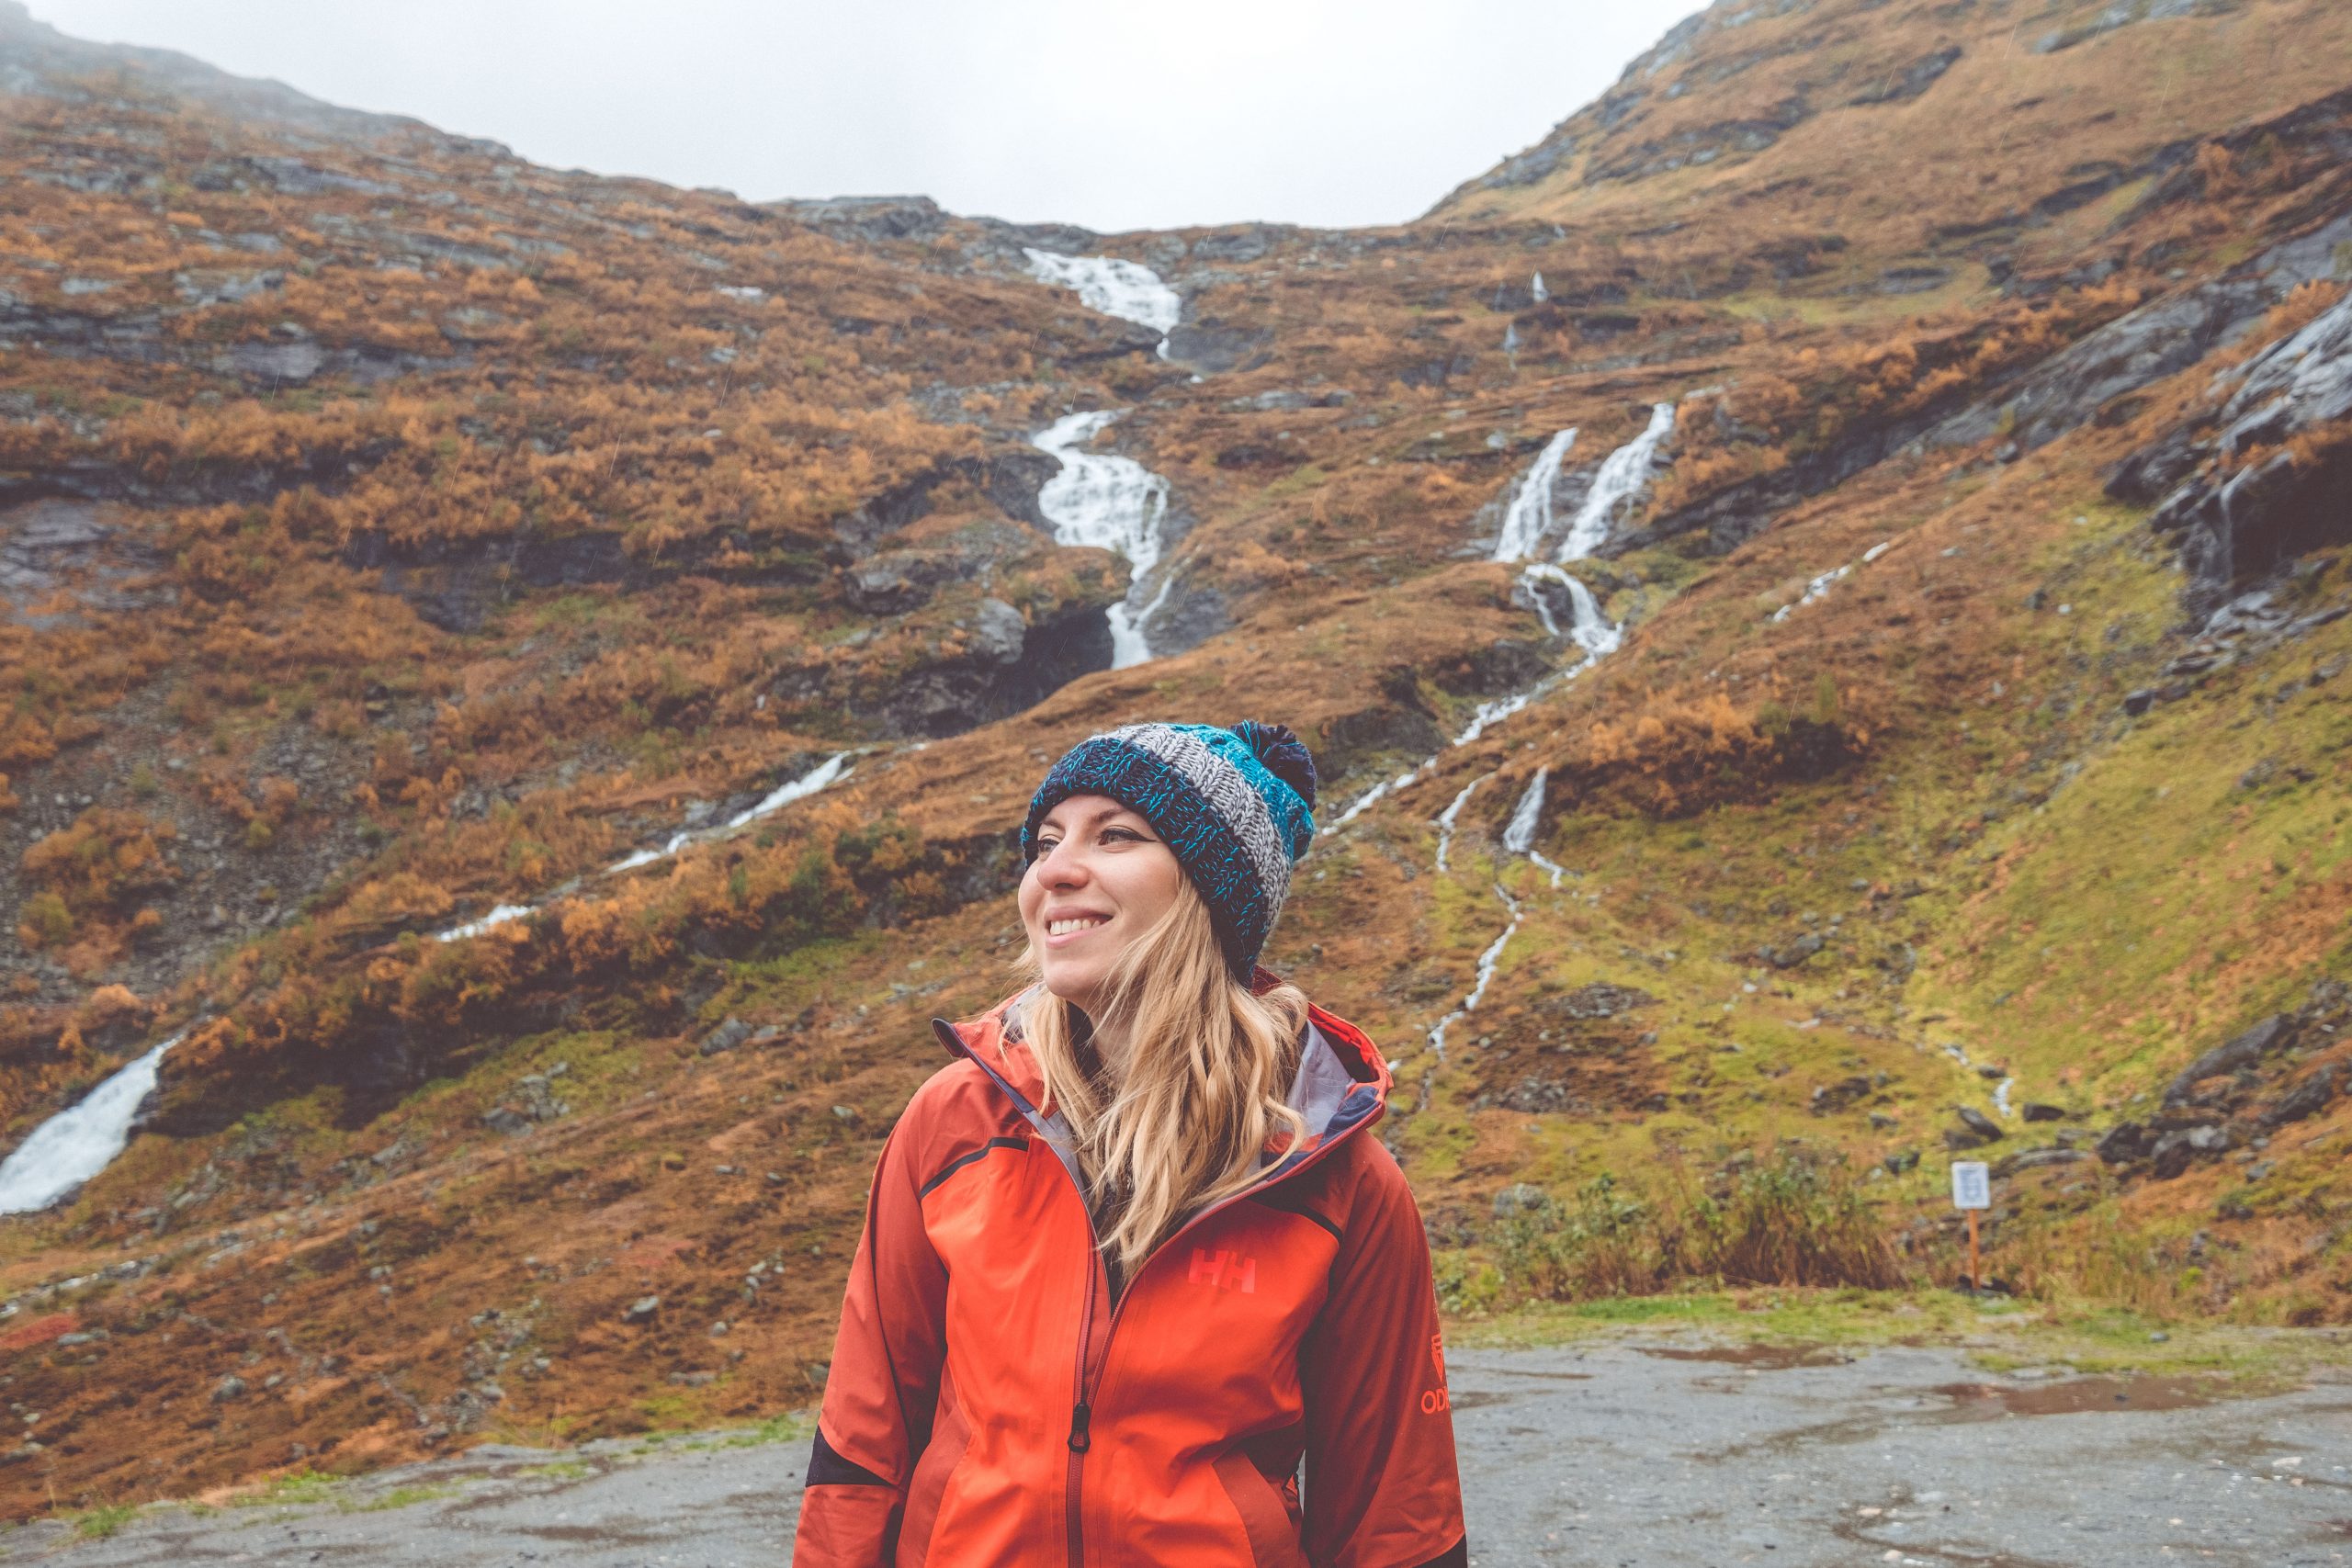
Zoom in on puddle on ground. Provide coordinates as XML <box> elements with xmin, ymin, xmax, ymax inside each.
<box><xmin>1640</xmin><ymin>1343</ymin><xmax>1852</xmax><ymax>1371</ymax></box>
<box><xmin>1930</xmin><ymin>1375</ymin><xmax>2221</xmax><ymax>1416</ymax></box>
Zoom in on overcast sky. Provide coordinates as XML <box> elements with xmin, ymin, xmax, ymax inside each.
<box><xmin>28</xmin><ymin>0</ymin><xmax>1704</xmax><ymax>231</ymax></box>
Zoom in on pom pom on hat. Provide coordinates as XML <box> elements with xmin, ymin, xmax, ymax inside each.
<box><xmin>1230</xmin><ymin>720</ymin><xmax>1317</xmax><ymax>812</ymax></box>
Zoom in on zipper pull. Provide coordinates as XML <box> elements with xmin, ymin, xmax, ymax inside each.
<box><xmin>1067</xmin><ymin>1401</ymin><xmax>1092</xmax><ymax>1453</ymax></box>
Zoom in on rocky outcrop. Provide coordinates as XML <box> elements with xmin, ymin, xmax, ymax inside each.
<box><xmin>844</xmin><ymin>595</ymin><xmax>1116</xmax><ymax>739</ymax></box>
<box><xmin>0</xmin><ymin>498</ymin><xmax>172</xmax><ymax>625</ymax></box>
<box><xmin>1163</xmin><ymin>319</ymin><xmax>1272</xmax><ymax>375</ymax></box>
<box><xmin>1586</xmin><ymin>97</ymin><xmax>1813</xmax><ymax>186</ymax></box>
<box><xmin>2094</xmin><ymin>983</ymin><xmax>2350</xmax><ymax>1179</ymax></box>
<box><xmin>0</xmin><ymin>290</ymin><xmax>463</xmax><ymax>385</ymax></box>
<box><xmin>1846</xmin><ymin>46</ymin><xmax>1962</xmax><ymax>107</ymax></box>
<box><xmin>2108</xmin><ymin>293</ymin><xmax>2352</xmax><ymax>619</ymax></box>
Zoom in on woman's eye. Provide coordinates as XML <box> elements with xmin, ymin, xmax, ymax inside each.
<box><xmin>1102</xmin><ymin>828</ymin><xmax>1145</xmax><ymax>843</ymax></box>
<box><xmin>1035</xmin><ymin>838</ymin><xmax>1060</xmax><ymax>853</ymax></box>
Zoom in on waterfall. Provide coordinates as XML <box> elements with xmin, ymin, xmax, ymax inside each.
<box><xmin>435</xmin><ymin>902</ymin><xmax>538</xmax><ymax>942</ymax></box>
<box><xmin>0</xmin><ymin>1032</ymin><xmax>182</xmax><ymax>1215</ymax></box>
<box><xmin>1501</xmin><ymin>767</ymin><xmax>1569</xmax><ymax>887</ymax></box>
<box><xmin>1023</xmin><ymin>249</ymin><xmax>1182</xmax><ymax>352</ymax></box>
<box><xmin>603</xmin><ymin>750</ymin><xmax>856</xmax><ymax>877</ymax></box>
<box><xmin>1491</xmin><ymin>428</ymin><xmax>1578</xmax><ymax>562</ymax></box>
<box><xmin>3</xmin><ymin>750</ymin><xmax>859</xmax><ymax>1213</ymax></box>
<box><xmin>1321</xmin><ymin>402</ymin><xmax>1672</xmax><ymax>839</ymax></box>
<box><xmin>1531</xmin><ymin>272</ymin><xmax>1548</xmax><ymax>303</ymax></box>
<box><xmin>1428</xmin><ymin>887</ymin><xmax>1522</xmax><ymax>1060</ymax></box>
<box><xmin>1033</xmin><ymin>411</ymin><xmax>1173</xmax><ymax>669</ymax></box>
<box><xmin>1555</xmin><ymin>402</ymin><xmax>1676</xmax><ymax>562</ymax></box>
<box><xmin>1433</xmin><ymin>773</ymin><xmax>1491</xmax><ymax>873</ymax></box>
<box><xmin>1517</xmin><ymin>564</ymin><xmax>1621</xmax><ymax>657</ymax></box>
<box><xmin>428</xmin><ymin>752</ymin><xmax>853</xmax><ymax>937</ymax></box>
<box><xmin>1501</xmin><ymin>768</ymin><xmax>1546</xmax><ymax>852</ymax></box>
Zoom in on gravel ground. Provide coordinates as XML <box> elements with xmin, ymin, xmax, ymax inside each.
<box><xmin>5</xmin><ymin>1338</ymin><xmax>2346</xmax><ymax>1566</ymax></box>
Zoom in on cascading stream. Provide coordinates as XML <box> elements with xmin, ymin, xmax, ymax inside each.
<box><xmin>1394</xmin><ymin>404</ymin><xmax>1677</xmax><ymax>1063</ymax></box>
<box><xmin>1555</xmin><ymin>402</ymin><xmax>1675</xmax><ymax>562</ymax></box>
<box><xmin>1428</xmin><ymin>887</ymin><xmax>1523</xmax><ymax>1061</ymax></box>
<box><xmin>1491</xmin><ymin>428</ymin><xmax>1578</xmax><ymax>562</ymax></box>
<box><xmin>0</xmin><ymin>751</ymin><xmax>857</xmax><ymax>1216</ymax></box>
<box><xmin>1023</xmin><ymin>248</ymin><xmax>1182</xmax><ymax>350</ymax></box>
<box><xmin>1032</xmin><ymin>411</ymin><xmax>1173</xmax><ymax>669</ymax></box>
<box><xmin>0</xmin><ymin>1033</ymin><xmax>182</xmax><ymax>1215</ymax></box>
<box><xmin>1501</xmin><ymin>768</ymin><xmax>1568</xmax><ymax>887</ymax></box>
<box><xmin>1331</xmin><ymin>405</ymin><xmax>1677</xmax><ymax>839</ymax></box>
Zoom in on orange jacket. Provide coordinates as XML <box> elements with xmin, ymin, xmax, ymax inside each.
<box><xmin>794</xmin><ymin>986</ymin><xmax>1466</xmax><ymax>1567</ymax></box>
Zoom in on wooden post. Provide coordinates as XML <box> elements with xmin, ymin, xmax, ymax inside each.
<box><xmin>1966</xmin><ymin>1208</ymin><xmax>1981</xmax><ymax>1294</ymax></box>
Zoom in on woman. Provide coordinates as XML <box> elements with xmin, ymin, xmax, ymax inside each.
<box><xmin>793</xmin><ymin>721</ymin><xmax>1466</xmax><ymax>1567</ymax></box>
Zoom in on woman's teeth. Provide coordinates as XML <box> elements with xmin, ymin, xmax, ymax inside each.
<box><xmin>1047</xmin><ymin>916</ymin><xmax>1107</xmax><ymax>936</ymax></box>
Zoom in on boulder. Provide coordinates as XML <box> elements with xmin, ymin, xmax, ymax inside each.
<box><xmin>1955</xmin><ymin>1107</ymin><xmax>2004</xmax><ymax>1142</ymax></box>
<box><xmin>2164</xmin><ymin>1015</ymin><xmax>2290</xmax><ymax>1104</ymax></box>
<box><xmin>1992</xmin><ymin>1147</ymin><xmax>2085</xmax><ymax>1178</ymax></box>
<box><xmin>699</xmin><ymin>1017</ymin><xmax>753</xmax><ymax>1056</ymax></box>
<box><xmin>2259</xmin><ymin>1065</ymin><xmax>2339</xmax><ymax>1128</ymax></box>
<box><xmin>2094</xmin><ymin>1122</ymin><xmax>2150</xmax><ymax>1164</ymax></box>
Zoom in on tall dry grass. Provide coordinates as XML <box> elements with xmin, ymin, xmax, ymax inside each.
<box><xmin>1495</xmin><ymin>1149</ymin><xmax>1906</xmax><ymax>1301</ymax></box>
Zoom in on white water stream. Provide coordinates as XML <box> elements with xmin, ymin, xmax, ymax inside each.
<box><xmin>0</xmin><ymin>752</ymin><xmax>856</xmax><ymax>1217</ymax></box>
<box><xmin>1393</xmin><ymin>406</ymin><xmax>1679</xmax><ymax>1055</ymax></box>
<box><xmin>1771</xmin><ymin>539</ymin><xmax>1893</xmax><ymax>623</ymax></box>
<box><xmin>1428</xmin><ymin>886</ymin><xmax>1523</xmax><ymax>1060</ymax></box>
<box><xmin>0</xmin><ymin>1032</ymin><xmax>182</xmax><ymax>1215</ymax></box>
<box><xmin>1491</xmin><ymin>428</ymin><xmax>1578</xmax><ymax>561</ymax></box>
<box><xmin>1433</xmin><ymin>773</ymin><xmax>1491</xmax><ymax>873</ymax></box>
<box><xmin>1501</xmin><ymin>767</ymin><xmax>1569</xmax><ymax>887</ymax></box>
<box><xmin>1033</xmin><ymin>411</ymin><xmax>1174</xmax><ymax>669</ymax></box>
<box><xmin>1023</xmin><ymin>249</ymin><xmax>1182</xmax><ymax>349</ymax></box>
<box><xmin>1328</xmin><ymin>407</ymin><xmax>1679</xmax><ymax>844</ymax></box>
<box><xmin>1555</xmin><ymin>402</ymin><xmax>1676</xmax><ymax>562</ymax></box>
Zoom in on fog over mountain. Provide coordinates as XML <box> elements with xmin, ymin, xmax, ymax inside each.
<box><xmin>24</xmin><ymin>0</ymin><xmax>1707</xmax><ymax>229</ymax></box>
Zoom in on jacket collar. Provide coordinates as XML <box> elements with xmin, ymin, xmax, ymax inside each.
<box><xmin>932</xmin><ymin>970</ymin><xmax>1392</xmax><ymax>1160</ymax></box>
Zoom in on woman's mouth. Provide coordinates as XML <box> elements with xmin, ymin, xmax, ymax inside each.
<box><xmin>1045</xmin><ymin>914</ymin><xmax>1109</xmax><ymax>942</ymax></box>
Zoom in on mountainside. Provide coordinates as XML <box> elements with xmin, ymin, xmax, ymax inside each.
<box><xmin>1</xmin><ymin>0</ymin><xmax>2348</xmax><ymax>1518</ymax></box>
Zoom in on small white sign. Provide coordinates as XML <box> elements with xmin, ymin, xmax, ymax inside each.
<box><xmin>1951</xmin><ymin>1161</ymin><xmax>1991</xmax><ymax>1211</ymax></box>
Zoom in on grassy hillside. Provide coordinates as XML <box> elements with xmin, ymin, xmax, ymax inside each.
<box><xmin>0</xmin><ymin>0</ymin><xmax>2346</xmax><ymax>1517</ymax></box>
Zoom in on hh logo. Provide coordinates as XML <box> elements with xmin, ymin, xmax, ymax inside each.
<box><xmin>1187</xmin><ymin>1247</ymin><xmax>1257</xmax><ymax>1294</ymax></box>
<box><xmin>1421</xmin><ymin>1332</ymin><xmax>1451</xmax><ymax>1415</ymax></box>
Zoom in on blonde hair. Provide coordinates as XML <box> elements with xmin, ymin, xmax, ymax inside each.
<box><xmin>1018</xmin><ymin>879</ymin><xmax>1310</xmax><ymax>1280</ymax></box>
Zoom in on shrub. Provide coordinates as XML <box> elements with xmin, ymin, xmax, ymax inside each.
<box><xmin>1495</xmin><ymin>1150</ymin><xmax>1905</xmax><ymax>1302</ymax></box>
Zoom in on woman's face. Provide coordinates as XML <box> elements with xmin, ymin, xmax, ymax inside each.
<box><xmin>1020</xmin><ymin>794</ymin><xmax>1185</xmax><ymax>1015</ymax></box>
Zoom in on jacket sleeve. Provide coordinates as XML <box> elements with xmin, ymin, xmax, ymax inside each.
<box><xmin>1299</xmin><ymin>1139</ymin><xmax>1467</xmax><ymax>1568</ymax></box>
<box><xmin>791</xmin><ymin>1098</ymin><xmax>950</xmax><ymax>1567</ymax></box>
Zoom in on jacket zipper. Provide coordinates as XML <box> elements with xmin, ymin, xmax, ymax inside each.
<box><xmin>933</xmin><ymin>1017</ymin><xmax>1383</xmax><ymax>1568</ymax></box>
<box><xmin>1061</xmin><ymin>1133</ymin><xmax>1373</xmax><ymax>1568</ymax></box>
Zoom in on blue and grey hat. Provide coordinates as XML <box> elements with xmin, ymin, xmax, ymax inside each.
<box><xmin>1021</xmin><ymin>721</ymin><xmax>1319</xmax><ymax>977</ymax></box>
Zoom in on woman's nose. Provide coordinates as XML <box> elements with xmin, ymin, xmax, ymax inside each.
<box><xmin>1035</xmin><ymin>840</ymin><xmax>1090</xmax><ymax>886</ymax></box>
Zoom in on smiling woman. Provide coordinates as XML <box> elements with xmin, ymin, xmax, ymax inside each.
<box><xmin>793</xmin><ymin>721</ymin><xmax>1467</xmax><ymax>1567</ymax></box>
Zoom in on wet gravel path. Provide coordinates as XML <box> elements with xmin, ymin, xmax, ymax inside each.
<box><xmin>6</xmin><ymin>1339</ymin><xmax>2346</xmax><ymax>1565</ymax></box>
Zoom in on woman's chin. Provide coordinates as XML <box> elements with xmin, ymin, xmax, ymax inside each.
<box><xmin>1037</xmin><ymin>965</ymin><xmax>1103</xmax><ymax>1012</ymax></box>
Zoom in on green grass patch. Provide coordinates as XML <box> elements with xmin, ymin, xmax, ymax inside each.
<box><xmin>70</xmin><ymin>1502</ymin><xmax>141</xmax><ymax>1540</ymax></box>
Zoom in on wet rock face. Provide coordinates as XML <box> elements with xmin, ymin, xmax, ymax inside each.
<box><xmin>0</xmin><ymin>497</ymin><xmax>172</xmax><ymax>623</ymax></box>
<box><xmin>2109</xmin><ymin>293</ymin><xmax>2352</xmax><ymax>620</ymax></box>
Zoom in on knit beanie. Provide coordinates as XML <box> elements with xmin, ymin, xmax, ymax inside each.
<box><xmin>1020</xmin><ymin>721</ymin><xmax>1319</xmax><ymax>978</ymax></box>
